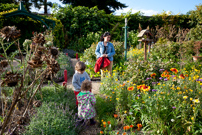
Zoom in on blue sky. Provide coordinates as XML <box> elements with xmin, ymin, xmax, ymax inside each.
<box><xmin>31</xmin><ymin>0</ymin><xmax>202</xmax><ymax>16</ymax></box>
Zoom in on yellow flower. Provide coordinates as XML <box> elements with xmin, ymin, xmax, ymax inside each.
<box><xmin>142</xmin><ymin>101</ymin><xmax>145</xmax><ymax>103</ymax></box>
<box><xmin>157</xmin><ymin>83</ymin><xmax>161</xmax><ymax>85</ymax></box>
<box><xmin>183</xmin><ymin>96</ymin><xmax>188</xmax><ymax>99</ymax></box>
<box><xmin>115</xmin><ymin>79</ymin><xmax>118</xmax><ymax>81</ymax></box>
<box><xmin>190</xmin><ymin>98</ymin><xmax>193</xmax><ymax>101</ymax></box>
<box><xmin>116</xmin><ymin>98</ymin><xmax>119</xmax><ymax>100</ymax></box>
<box><xmin>191</xmin><ymin>117</ymin><xmax>194</xmax><ymax>121</ymax></box>
<box><xmin>124</xmin><ymin>111</ymin><xmax>127</xmax><ymax>114</ymax></box>
<box><xmin>193</xmin><ymin>99</ymin><xmax>200</xmax><ymax>103</ymax></box>
<box><xmin>177</xmin><ymin>87</ymin><xmax>180</xmax><ymax>90</ymax></box>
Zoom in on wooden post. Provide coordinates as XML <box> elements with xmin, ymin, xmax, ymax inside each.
<box><xmin>148</xmin><ymin>42</ymin><xmax>151</xmax><ymax>53</ymax></box>
<box><xmin>144</xmin><ymin>41</ymin><xmax>147</xmax><ymax>61</ymax></box>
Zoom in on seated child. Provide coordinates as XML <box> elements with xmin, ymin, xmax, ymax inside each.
<box><xmin>77</xmin><ymin>80</ymin><xmax>96</xmax><ymax>125</ymax></box>
<box><xmin>72</xmin><ymin>61</ymin><xmax>91</xmax><ymax>106</ymax></box>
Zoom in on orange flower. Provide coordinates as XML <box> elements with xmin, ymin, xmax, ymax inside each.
<box><xmin>123</xmin><ymin>126</ymin><xmax>130</xmax><ymax>130</ymax></box>
<box><xmin>122</xmin><ymin>83</ymin><xmax>125</xmax><ymax>86</ymax></box>
<box><xmin>107</xmin><ymin>121</ymin><xmax>111</xmax><ymax>125</ymax></box>
<box><xmin>185</xmin><ymin>74</ymin><xmax>188</xmax><ymax>77</ymax></box>
<box><xmin>116</xmin><ymin>131</ymin><xmax>119</xmax><ymax>134</ymax></box>
<box><xmin>123</xmin><ymin>132</ymin><xmax>127</xmax><ymax>135</ymax></box>
<box><xmin>114</xmin><ymin>114</ymin><xmax>118</xmax><ymax>118</ymax></box>
<box><xmin>103</xmin><ymin>125</ymin><xmax>106</xmax><ymax>128</ymax></box>
<box><xmin>170</xmin><ymin>68</ymin><xmax>178</xmax><ymax>74</ymax></box>
<box><xmin>137</xmin><ymin>123</ymin><xmax>142</xmax><ymax>128</ymax></box>
<box><xmin>100</xmin><ymin>131</ymin><xmax>104</xmax><ymax>134</ymax></box>
<box><xmin>130</xmin><ymin>125</ymin><xmax>133</xmax><ymax>128</ymax></box>
<box><xmin>137</xmin><ymin>85</ymin><xmax>143</xmax><ymax>89</ymax></box>
<box><xmin>179</xmin><ymin>74</ymin><xmax>185</xmax><ymax>79</ymax></box>
<box><xmin>103</xmin><ymin>122</ymin><xmax>106</xmax><ymax>125</ymax></box>
<box><xmin>150</xmin><ymin>73</ymin><xmax>156</xmax><ymax>78</ymax></box>
<box><xmin>128</xmin><ymin>86</ymin><xmax>134</xmax><ymax>91</ymax></box>
<box><xmin>141</xmin><ymin>85</ymin><xmax>150</xmax><ymax>92</ymax></box>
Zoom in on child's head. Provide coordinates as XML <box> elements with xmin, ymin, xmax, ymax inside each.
<box><xmin>81</xmin><ymin>80</ymin><xmax>92</xmax><ymax>91</ymax></box>
<box><xmin>75</xmin><ymin>61</ymin><xmax>86</xmax><ymax>73</ymax></box>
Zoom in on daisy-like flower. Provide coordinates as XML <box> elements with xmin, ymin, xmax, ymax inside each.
<box><xmin>183</xmin><ymin>96</ymin><xmax>188</xmax><ymax>99</ymax></box>
<box><xmin>123</xmin><ymin>126</ymin><xmax>130</xmax><ymax>130</ymax></box>
<box><xmin>179</xmin><ymin>74</ymin><xmax>185</xmax><ymax>79</ymax></box>
<box><xmin>128</xmin><ymin>86</ymin><xmax>134</xmax><ymax>91</ymax></box>
<box><xmin>170</xmin><ymin>68</ymin><xmax>178</xmax><ymax>74</ymax></box>
<box><xmin>150</xmin><ymin>73</ymin><xmax>156</xmax><ymax>78</ymax></box>
<box><xmin>137</xmin><ymin>123</ymin><xmax>142</xmax><ymax>131</ymax></box>
<box><xmin>193</xmin><ymin>99</ymin><xmax>200</xmax><ymax>103</ymax></box>
<box><xmin>141</xmin><ymin>85</ymin><xmax>150</xmax><ymax>92</ymax></box>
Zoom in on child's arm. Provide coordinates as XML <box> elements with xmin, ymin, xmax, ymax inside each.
<box><xmin>72</xmin><ymin>74</ymin><xmax>81</xmax><ymax>91</ymax></box>
<box><xmin>85</xmin><ymin>71</ymin><xmax>91</xmax><ymax>81</ymax></box>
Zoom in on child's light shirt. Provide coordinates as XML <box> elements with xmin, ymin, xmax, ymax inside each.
<box><xmin>72</xmin><ymin>71</ymin><xmax>91</xmax><ymax>92</ymax></box>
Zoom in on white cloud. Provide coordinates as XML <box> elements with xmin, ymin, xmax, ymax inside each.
<box><xmin>30</xmin><ymin>5</ymin><xmax>52</xmax><ymax>14</ymax></box>
<box><xmin>114</xmin><ymin>7</ymin><xmax>159</xmax><ymax>16</ymax></box>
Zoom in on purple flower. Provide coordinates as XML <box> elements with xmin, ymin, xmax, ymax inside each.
<box><xmin>172</xmin><ymin>75</ymin><xmax>176</xmax><ymax>77</ymax></box>
<box><xmin>152</xmin><ymin>89</ymin><xmax>157</xmax><ymax>92</ymax></box>
<box><xmin>164</xmin><ymin>78</ymin><xmax>168</xmax><ymax>81</ymax></box>
<box><xmin>196</xmin><ymin>79</ymin><xmax>199</xmax><ymax>81</ymax></box>
<box><xmin>172</xmin><ymin>106</ymin><xmax>176</xmax><ymax>109</ymax></box>
<box><xmin>138</xmin><ymin>95</ymin><xmax>141</xmax><ymax>97</ymax></box>
<box><xmin>159</xmin><ymin>77</ymin><xmax>163</xmax><ymax>80</ymax></box>
<box><xmin>159</xmin><ymin>69</ymin><xmax>165</xmax><ymax>71</ymax></box>
<box><xmin>199</xmin><ymin>79</ymin><xmax>202</xmax><ymax>81</ymax></box>
<box><xmin>146</xmin><ymin>77</ymin><xmax>151</xmax><ymax>80</ymax></box>
<box><xmin>152</xmin><ymin>82</ymin><xmax>156</xmax><ymax>84</ymax></box>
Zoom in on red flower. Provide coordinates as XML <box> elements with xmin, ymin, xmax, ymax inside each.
<box><xmin>150</xmin><ymin>73</ymin><xmax>156</xmax><ymax>78</ymax></box>
<box><xmin>128</xmin><ymin>86</ymin><xmax>134</xmax><ymax>91</ymax></box>
<box><xmin>123</xmin><ymin>126</ymin><xmax>130</xmax><ymax>130</ymax></box>
<box><xmin>179</xmin><ymin>74</ymin><xmax>185</xmax><ymax>79</ymax></box>
<box><xmin>114</xmin><ymin>114</ymin><xmax>118</xmax><ymax>118</ymax></box>
<box><xmin>107</xmin><ymin>121</ymin><xmax>111</xmax><ymax>125</ymax></box>
<box><xmin>170</xmin><ymin>68</ymin><xmax>178</xmax><ymax>74</ymax></box>
<box><xmin>130</xmin><ymin>125</ymin><xmax>134</xmax><ymax>128</ymax></box>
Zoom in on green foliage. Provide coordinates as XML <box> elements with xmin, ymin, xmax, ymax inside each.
<box><xmin>95</xmin><ymin>95</ymin><xmax>116</xmax><ymax>123</ymax></box>
<box><xmin>187</xmin><ymin>24</ymin><xmax>202</xmax><ymax>41</ymax></box>
<box><xmin>50</xmin><ymin>18</ymin><xmax>65</xmax><ymax>49</ymax></box>
<box><xmin>24</xmin><ymin>86</ymin><xmax>78</xmax><ymax>135</ymax></box>
<box><xmin>56</xmin><ymin>53</ymin><xmax>74</xmax><ymax>79</ymax></box>
<box><xmin>128</xmin><ymin>30</ymin><xmax>139</xmax><ymax>48</ymax></box>
<box><xmin>70</xmin><ymin>31</ymin><xmax>101</xmax><ymax>52</ymax></box>
<box><xmin>0</xmin><ymin>3</ymin><xmax>18</xmax><ymax>12</ymax></box>
<box><xmin>52</xmin><ymin>5</ymin><xmax>114</xmax><ymax>51</ymax></box>
<box><xmin>189</xmin><ymin>4</ymin><xmax>202</xmax><ymax>25</ymax></box>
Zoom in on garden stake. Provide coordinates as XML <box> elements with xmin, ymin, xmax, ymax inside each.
<box><xmin>64</xmin><ymin>69</ymin><xmax>68</xmax><ymax>82</ymax></box>
<box><xmin>76</xmin><ymin>53</ymin><xmax>78</xmax><ymax>60</ymax></box>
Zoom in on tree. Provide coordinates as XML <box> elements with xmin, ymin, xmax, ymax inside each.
<box><xmin>59</xmin><ymin>0</ymin><xmax>127</xmax><ymax>14</ymax></box>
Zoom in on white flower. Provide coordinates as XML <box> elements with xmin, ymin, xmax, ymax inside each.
<box><xmin>129</xmin><ymin>112</ymin><xmax>133</xmax><ymax>115</ymax></box>
<box><xmin>171</xmin><ymin>119</ymin><xmax>175</xmax><ymax>122</ymax></box>
<box><xmin>193</xmin><ymin>99</ymin><xmax>200</xmax><ymax>103</ymax></box>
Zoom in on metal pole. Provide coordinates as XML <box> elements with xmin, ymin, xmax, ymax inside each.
<box><xmin>124</xmin><ymin>18</ymin><xmax>128</xmax><ymax>61</ymax></box>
